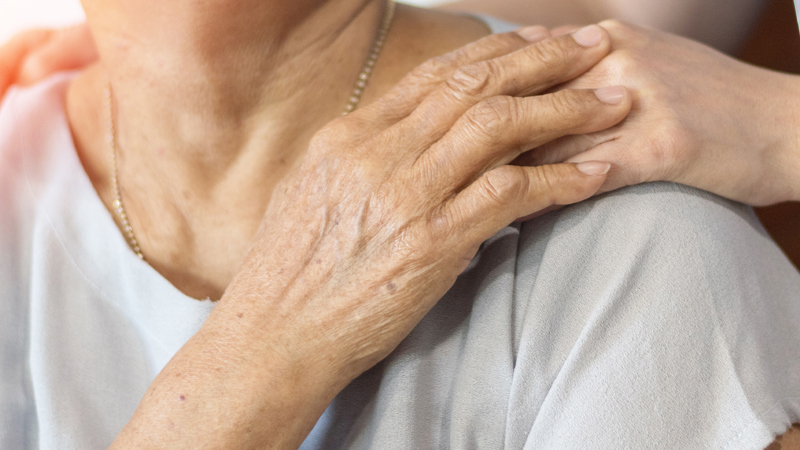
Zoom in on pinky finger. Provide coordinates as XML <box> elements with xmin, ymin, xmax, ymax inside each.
<box><xmin>442</xmin><ymin>161</ymin><xmax>610</xmax><ymax>245</ymax></box>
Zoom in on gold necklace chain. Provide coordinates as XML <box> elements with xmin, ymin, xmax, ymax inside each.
<box><xmin>106</xmin><ymin>0</ymin><xmax>396</xmax><ymax>260</ymax></box>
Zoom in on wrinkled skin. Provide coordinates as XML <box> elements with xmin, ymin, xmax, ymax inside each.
<box><xmin>3</xmin><ymin>21</ymin><xmax>800</xmax><ymax>206</ymax></box>
<box><xmin>107</xmin><ymin>28</ymin><xmax>631</xmax><ymax>448</ymax></box>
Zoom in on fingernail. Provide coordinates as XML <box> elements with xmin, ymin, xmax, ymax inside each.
<box><xmin>517</xmin><ymin>26</ymin><xmax>549</xmax><ymax>42</ymax></box>
<box><xmin>572</xmin><ymin>25</ymin><xmax>603</xmax><ymax>47</ymax></box>
<box><xmin>577</xmin><ymin>161</ymin><xmax>611</xmax><ymax>176</ymax></box>
<box><xmin>594</xmin><ymin>86</ymin><xmax>626</xmax><ymax>104</ymax></box>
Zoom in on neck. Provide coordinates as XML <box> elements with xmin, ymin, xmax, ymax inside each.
<box><xmin>72</xmin><ymin>0</ymin><xmax>389</xmax><ymax>298</ymax></box>
<box><xmin>68</xmin><ymin>1</ymin><xmax>490</xmax><ymax>300</ymax></box>
<box><xmin>89</xmin><ymin>0</ymin><xmax>384</xmax><ymax>174</ymax></box>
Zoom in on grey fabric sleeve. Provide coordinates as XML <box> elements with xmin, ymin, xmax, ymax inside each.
<box><xmin>506</xmin><ymin>183</ymin><xmax>800</xmax><ymax>449</ymax></box>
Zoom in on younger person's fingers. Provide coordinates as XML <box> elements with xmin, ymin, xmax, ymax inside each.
<box><xmin>0</xmin><ymin>29</ymin><xmax>54</xmax><ymax>99</ymax></box>
<box><xmin>18</xmin><ymin>24</ymin><xmax>98</xmax><ymax>85</ymax></box>
<box><xmin>443</xmin><ymin>161</ymin><xmax>610</xmax><ymax>245</ymax></box>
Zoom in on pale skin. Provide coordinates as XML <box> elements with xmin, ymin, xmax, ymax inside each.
<box><xmin>529</xmin><ymin>21</ymin><xmax>800</xmax><ymax>206</ymax></box>
<box><xmin>67</xmin><ymin>0</ymin><xmax>633</xmax><ymax>447</ymax></box>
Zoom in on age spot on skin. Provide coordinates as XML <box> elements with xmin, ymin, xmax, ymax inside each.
<box><xmin>387</xmin><ymin>282</ymin><xmax>397</xmax><ymax>293</ymax></box>
<box><xmin>237</xmin><ymin>313</ymin><xmax>244</xmax><ymax>318</ymax></box>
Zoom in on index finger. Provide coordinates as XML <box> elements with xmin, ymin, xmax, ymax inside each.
<box><xmin>400</xmin><ymin>25</ymin><xmax>612</xmax><ymax>152</ymax></box>
<box><xmin>360</xmin><ymin>27</ymin><xmax>551</xmax><ymax>125</ymax></box>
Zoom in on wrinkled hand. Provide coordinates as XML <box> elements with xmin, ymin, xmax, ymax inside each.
<box><xmin>116</xmin><ymin>27</ymin><xmax>632</xmax><ymax>449</ymax></box>
<box><xmin>0</xmin><ymin>23</ymin><xmax>97</xmax><ymax>100</ymax></box>
<box><xmin>524</xmin><ymin>21</ymin><xmax>800</xmax><ymax>206</ymax></box>
<box><xmin>224</xmin><ymin>26</ymin><xmax>631</xmax><ymax>382</ymax></box>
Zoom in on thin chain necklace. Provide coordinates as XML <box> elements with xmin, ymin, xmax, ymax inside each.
<box><xmin>106</xmin><ymin>0</ymin><xmax>396</xmax><ymax>260</ymax></box>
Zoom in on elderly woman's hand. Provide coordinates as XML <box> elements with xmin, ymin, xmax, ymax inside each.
<box><xmin>527</xmin><ymin>21</ymin><xmax>800</xmax><ymax>206</ymax></box>
<box><xmin>112</xmin><ymin>27</ymin><xmax>631</xmax><ymax>449</ymax></box>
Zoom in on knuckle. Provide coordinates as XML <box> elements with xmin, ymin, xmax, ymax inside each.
<box><xmin>410</xmin><ymin>35</ymin><xmax>512</xmax><ymax>85</ymax></box>
<box><xmin>18</xmin><ymin>57</ymin><xmax>48</xmax><ymax>83</ymax></box>
<box><xmin>615</xmin><ymin>117</ymin><xmax>688</xmax><ymax>186</ymax></box>
<box><xmin>481</xmin><ymin>166</ymin><xmax>527</xmax><ymax>205</ymax></box>
<box><xmin>525</xmin><ymin>38</ymin><xmax>572</xmax><ymax>72</ymax></box>
<box><xmin>464</xmin><ymin>96</ymin><xmax>519</xmax><ymax>140</ymax></box>
<box><xmin>648</xmin><ymin>121</ymin><xmax>690</xmax><ymax>179</ymax></box>
<box><xmin>445</xmin><ymin>61</ymin><xmax>495</xmax><ymax>99</ymax></box>
<box><xmin>309</xmin><ymin>120</ymin><xmax>351</xmax><ymax>151</ymax></box>
<box><xmin>309</xmin><ymin>129</ymin><xmax>334</xmax><ymax>151</ymax></box>
<box><xmin>529</xmin><ymin>165</ymin><xmax>565</xmax><ymax>201</ymax></box>
<box><xmin>546</xmin><ymin>90</ymin><xmax>589</xmax><ymax>123</ymax></box>
<box><xmin>429</xmin><ymin>207</ymin><xmax>457</xmax><ymax>240</ymax></box>
<box><xmin>608</xmin><ymin>49</ymin><xmax>641</xmax><ymax>73</ymax></box>
<box><xmin>473</xmin><ymin>31</ymin><xmax>528</xmax><ymax>54</ymax></box>
<box><xmin>409</xmin><ymin>55</ymin><xmax>452</xmax><ymax>84</ymax></box>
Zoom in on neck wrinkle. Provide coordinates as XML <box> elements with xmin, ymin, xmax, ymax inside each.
<box><xmin>86</xmin><ymin>0</ymin><xmax>383</xmax><ymax>183</ymax></box>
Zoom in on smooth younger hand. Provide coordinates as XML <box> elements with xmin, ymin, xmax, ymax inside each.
<box><xmin>523</xmin><ymin>21</ymin><xmax>800</xmax><ymax>206</ymax></box>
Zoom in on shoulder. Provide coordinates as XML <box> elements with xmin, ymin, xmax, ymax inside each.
<box><xmin>0</xmin><ymin>73</ymin><xmax>74</xmax><ymax>142</ymax></box>
<box><xmin>0</xmin><ymin>73</ymin><xmax>77</xmax><ymax>191</ymax></box>
<box><xmin>0</xmin><ymin>73</ymin><xmax>78</xmax><ymax>301</ymax></box>
<box><xmin>516</xmin><ymin>181</ymin><xmax>796</xmax><ymax>301</ymax></box>
<box><xmin>508</xmin><ymin>182</ymin><xmax>800</xmax><ymax>449</ymax></box>
<box><xmin>0</xmin><ymin>74</ymin><xmax>77</xmax><ymax>449</ymax></box>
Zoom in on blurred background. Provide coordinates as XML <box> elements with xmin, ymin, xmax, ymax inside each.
<box><xmin>3</xmin><ymin>0</ymin><xmax>799</xmax><ymax>267</ymax></box>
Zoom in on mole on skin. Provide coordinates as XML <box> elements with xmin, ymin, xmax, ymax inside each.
<box><xmin>179</xmin><ymin>395</ymin><xmax>186</xmax><ymax>401</ymax></box>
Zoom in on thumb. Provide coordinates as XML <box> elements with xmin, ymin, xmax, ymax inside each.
<box><xmin>446</xmin><ymin>161</ymin><xmax>610</xmax><ymax>245</ymax></box>
<box><xmin>18</xmin><ymin>24</ymin><xmax>98</xmax><ymax>85</ymax></box>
